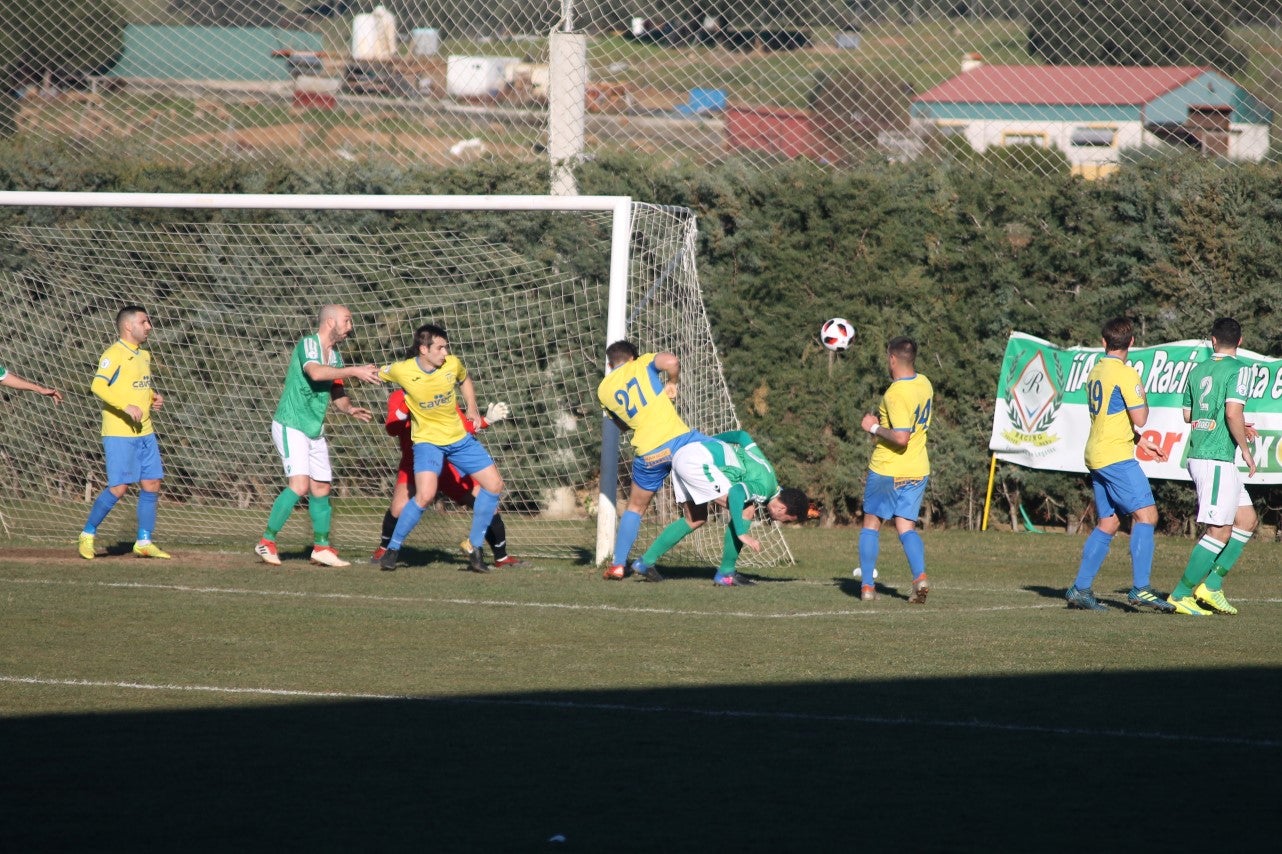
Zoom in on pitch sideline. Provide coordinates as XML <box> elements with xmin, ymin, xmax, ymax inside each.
<box><xmin>0</xmin><ymin>576</ymin><xmax>1067</xmax><ymax>619</ymax></box>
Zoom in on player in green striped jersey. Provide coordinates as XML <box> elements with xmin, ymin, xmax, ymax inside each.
<box><xmin>1167</xmin><ymin>317</ymin><xmax>1258</xmax><ymax>616</ymax></box>
<box><xmin>0</xmin><ymin>360</ymin><xmax>62</xmax><ymax>404</ymax></box>
<box><xmin>629</xmin><ymin>429</ymin><xmax>809</xmax><ymax>586</ymax></box>
<box><xmin>255</xmin><ymin>305</ymin><xmax>381</xmax><ymax>568</ymax></box>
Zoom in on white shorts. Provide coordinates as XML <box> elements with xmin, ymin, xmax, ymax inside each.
<box><xmin>1187</xmin><ymin>458</ymin><xmax>1250</xmax><ymax>526</ymax></box>
<box><xmin>671</xmin><ymin>441</ymin><xmax>732</xmax><ymax>505</ymax></box>
<box><xmin>272</xmin><ymin>420</ymin><xmax>332</xmax><ymax>482</ymax></box>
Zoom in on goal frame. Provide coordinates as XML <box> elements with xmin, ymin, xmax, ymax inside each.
<box><xmin>0</xmin><ymin>190</ymin><xmax>630</xmax><ymax>564</ymax></box>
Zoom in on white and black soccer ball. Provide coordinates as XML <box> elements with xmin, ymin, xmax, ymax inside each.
<box><xmin>851</xmin><ymin>566</ymin><xmax>879</xmax><ymax>581</ymax></box>
<box><xmin>820</xmin><ymin>317</ymin><xmax>855</xmax><ymax>351</ymax></box>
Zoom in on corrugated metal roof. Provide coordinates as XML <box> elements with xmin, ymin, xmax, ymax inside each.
<box><xmin>914</xmin><ymin>65</ymin><xmax>1209</xmax><ymax>106</ymax></box>
<box><xmin>108</xmin><ymin>25</ymin><xmax>323</xmax><ymax>81</ymax></box>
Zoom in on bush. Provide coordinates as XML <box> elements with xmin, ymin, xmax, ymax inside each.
<box><xmin>6</xmin><ymin>141</ymin><xmax>1282</xmax><ymax>532</ymax></box>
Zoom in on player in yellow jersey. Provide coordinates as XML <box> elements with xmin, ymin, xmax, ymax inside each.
<box><xmin>596</xmin><ymin>340</ymin><xmax>708</xmax><ymax>579</ymax></box>
<box><xmin>1065</xmin><ymin>317</ymin><xmax>1174</xmax><ymax>612</ymax></box>
<box><xmin>78</xmin><ymin>306</ymin><xmax>170</xmax><ymax>560</ymax></box>
<box><xmin>376</xmin><ymin>323</ymin><xmax>505</xmax><ymax>573</ymax></box>
<box><xmin>857</xmin><ymin>336</ymin><xmax>933</xmax><ymax>603</ymax></box>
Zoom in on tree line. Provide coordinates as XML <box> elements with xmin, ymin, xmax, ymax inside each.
<box><xmin>5</xmin><ymin>139</ymin><xmax>1282</xmax><ymax>533</ymax></box>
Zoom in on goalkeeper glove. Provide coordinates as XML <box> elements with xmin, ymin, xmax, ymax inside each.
<box><xmin>484</xmin><ymin>401</ymin><xmax>510</xmax><ymax>424</ymax></box>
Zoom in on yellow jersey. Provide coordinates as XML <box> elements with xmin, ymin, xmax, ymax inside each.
<box><xmin>869</xmin><ymin>373</ymin><xmax>932</xmax><ymax>479</ymax></box>
<box><xmin>92</xmin><ymin>339</ymin><xmax>156</xmax><ymax>437</ymax></box>
<box><xmin>379</xmin><ymin>354</ymin><xmax>469</xmax><ymax>445</ymax></box>
<box><xmin>597</xmin><ymin>353</ymin><xmax>692</xmax><ymax>454</ymax></box>
<box><xmin>1083</xmin><ymin>355</ymin><xmax>1146</xmax><ymax>470</ymax></box>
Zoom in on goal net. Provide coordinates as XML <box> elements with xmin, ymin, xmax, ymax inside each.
<box><xmin>0</xmin><ymin>192</ymin><xmax>795</xmax><ymax>568</ymax></box>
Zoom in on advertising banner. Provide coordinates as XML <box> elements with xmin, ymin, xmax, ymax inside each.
<box><xmin>989</xmin><ymin>332</ymin><xmax>1282</xmax><ymax>482</ymax></box>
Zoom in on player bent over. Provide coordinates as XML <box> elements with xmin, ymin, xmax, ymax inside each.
<box><xmin>597</xmin><ymin>340</ymin><xmax>708</xmax><ymax>579</ymax></box>
<box><xmin>857</xmin><ymin>336</ymin><xmax>933</xmax><ymax>603</ymax></box>
<box><xmin>376</xmin><ymin>323</ymin><xmax>504</xmax><ymax>573</ymax></box>
<box><xmin>256</xmin><ymin>305</ymin><xmax>381</xmax><ymax>568</ymax></box>
<box><xmin>78</xmin><ymin>306</ymin><xmax>171</xmax><ymax>560</ymax></box>
<box><xmin>372</xmin><ymin>388</ymin><xmax>524</xmax><ymax>568</ymax></box>
<box><xmin>1167</xmin><ymin>317</ymin><xmax>1258</xmax><ymax>616</ymax></box>
<box><xmin>630</xmin><ymin>430</ymin><xmax>809</xmax><ymax>586</ymax></box>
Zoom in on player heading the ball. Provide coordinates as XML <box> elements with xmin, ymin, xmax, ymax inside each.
<box><xmin>631</xmin><ymin>430</ymin><xmax>809</xmax><ymax>586</ymax></box>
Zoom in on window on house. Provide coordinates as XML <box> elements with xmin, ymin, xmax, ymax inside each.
<box><xmin>1002</xmin><ymin>133</ymin><xmax>1046</xmax><ymax>147</ymax></box>
<box><xmin>1070</xmin><ymin>127</ymin><xmax>1116</xmax><ymax>147</ymax></box>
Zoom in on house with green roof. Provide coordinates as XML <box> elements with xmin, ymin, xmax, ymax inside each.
<box><xmin>107</xmin><ymin>25</ymin><xmax>323</xmax><ymax>83</ymax></box>
<box><xmin>911</xmin><ymin>63</ymin><xmax>1272</xmax><ymax>178</ymax></box>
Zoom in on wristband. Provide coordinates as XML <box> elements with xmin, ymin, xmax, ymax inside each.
<box><xmin>866</xmin><ymin>422</ymin><xmax>879</xmax><ymax>435</ymax></box>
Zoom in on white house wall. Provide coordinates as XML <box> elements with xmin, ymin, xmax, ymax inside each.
<box><xmin>951</xmin><ymin>119</ymin><xmax>1267</xmax><ymax>169</ymax></box>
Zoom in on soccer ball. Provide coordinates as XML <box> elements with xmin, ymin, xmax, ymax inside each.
<box><xmin>820</xmin><ymin>317</ymin><xmax>855</xmax><ymax>351</ymax></box>
<box><xmin>852</xmin><ymin>567</ymin><xmax>879</xmax><ymax>581</ymax></box>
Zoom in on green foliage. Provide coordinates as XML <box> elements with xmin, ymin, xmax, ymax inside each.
<box><xmin>7</xmin><ymin>140</ymin><xmax>1282</xmax><ymax>532</ymax></box>
<box><xmin>580</xmin><ymin>148</ymin><xmax>1282</xmax><ymax>532</ymax></box>
<box><xmin>1026</xmin><ymin>0</ymin><xmax>1248</xmax><ymax>75</ymax></box>
<box><xmin>978</xmin><ymin>142</ymin><xmax>1071</xmax><ymax>177</ymax></box>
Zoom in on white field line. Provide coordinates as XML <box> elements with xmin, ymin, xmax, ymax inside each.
<box><xmin>2</xmin><ymin>674</ymin><xmax>1277</xmax><ymax>749</ymax></box>
<box><xmin>0</xmin><ymin>577</ymin><xmax>1065</xmax><ymax>619</ymax></box>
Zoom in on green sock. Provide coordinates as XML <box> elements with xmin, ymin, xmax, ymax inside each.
<box><xmin>716</xmin><ymin>524</ymin><xmax>743</xmax><ymax>577</ymax></box>
<box><xmin>641</xmin><ymin>518</ymin><xmax>694</xmax><ymax>566</ymax></box>
<box><xmin>1173</xmin><ymin>535</ymin><xmax>1221</xmax><ymax>598</ymax></box>
<box><xmin>308</xmin><ymin>494</ymin><xmax>332</xmax><ymax>546</ymax></box>
<box><xmin>264</xmin><ymin>489</ymin><xmax>301</xmax><ymax>540</ymax></box>
<box><xmin>1204</xmin><ymin>527</ymin><xmax>1253</xmax><ymax>592</ymax></box>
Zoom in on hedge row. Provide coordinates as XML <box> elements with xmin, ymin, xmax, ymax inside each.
<box><xmin>4</xmin><ymin>139</ymin><xmax>1282</xmax><ymax>532</ymax></box>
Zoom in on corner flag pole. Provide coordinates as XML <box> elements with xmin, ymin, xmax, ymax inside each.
<box><xmin>981</xmin><ymin>453</ymin><xmax>997</xmax><ymax>531</ymax></box>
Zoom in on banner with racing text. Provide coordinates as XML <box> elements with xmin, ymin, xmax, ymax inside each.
<box><xmin>989</xmin><ymin>331</ymin><xmax>1282</xmax><ymax>482</ymax></box>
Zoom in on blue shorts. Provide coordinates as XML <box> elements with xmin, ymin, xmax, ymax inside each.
<box><xmin>862</xmin><ymin>471</ymin><xmax>928</xmax><ymax>521</ymax></box>
<box><xmin>103</xmin><ymin>434</ymin><xmax>164</xmax><ymax>487</ymax></box>
<box><xmin>412</xmin><ymin>434</ymin><xmax>494</xmax><ymax>478</ymax></box>
<box><xmin>631</xmin><ymin>430</ymin><xmax>709</xmax><ymax>492</ymax></box>
<box><xmin>1089</xmin><ymin>459</ymin><xmax>1155</xmax><ymax>518</ymax></box>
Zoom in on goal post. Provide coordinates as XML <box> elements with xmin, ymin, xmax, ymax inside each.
<box><xmin>0</xmin><ymin>191</ymin><xmax>793</xmax><ymax>568</ymax></box>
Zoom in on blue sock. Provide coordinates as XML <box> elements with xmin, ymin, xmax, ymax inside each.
<box><xmin>83</xmin><ymin>490</ymin><xmax>120</xmax><ymax>535</ymax></box>
<box><xmin>613</xmin><ymin>510</ymin><xmax>642</xmax><ymax>566</ymax></box>
<box><xmin>387</xmin><ymin>501</ymin><xmax>425</xmax><ymax>550</ymax></box>
<box><xmin>899</xmin><ymin>529</ymin><xmax>926</xmax><ymax>578</ymax></box>
<box><xmin>469</xmin><ymin>488</ymin><xmax>500</xmax><ymax>548</ymax></box>
<box><xmin>1130</xmin><ymin>522</ymin><xmax>1155</xmax><ymax>589</ymax></box>
<box><xmin>1074</xmin><ymin>528</ymin><xmax>1114</xmax><ymax>590</ymax></box>
<box><xmin>136</xmin><ymin>489</ymin><xmax>158</xmax><ymax>542</ymax></box>
<box><xmin>857</xmin><ymin>528</ymin><xmax>880</xmax><ymax>579</ymax></box>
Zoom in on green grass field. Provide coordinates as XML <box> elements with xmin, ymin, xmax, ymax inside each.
<box><xmin>2</xmin><ymin>527</ymin><xmax>1279</xmax><ymax>850</ymax></box>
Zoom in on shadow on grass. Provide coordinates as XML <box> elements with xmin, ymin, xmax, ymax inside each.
<box><xmin>4</xmin><ymin>669</ymin><xmax>1278</xmax><ymax>851</ymax></box>
<box><xmin>838</xmin><ymin>577</ymin><xmax>910</xmax><ymax>601</ymax></box>
<box><xmin>1024</xmin><ymin>584</ymin><xmax>1160</xmax><ymax>613</ymax></box>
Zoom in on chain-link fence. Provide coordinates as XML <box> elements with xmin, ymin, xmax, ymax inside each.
<box><xmin>4</xmin><ymin>2</ymin><xmax>1282</xmax><ymax>182</ymax></box>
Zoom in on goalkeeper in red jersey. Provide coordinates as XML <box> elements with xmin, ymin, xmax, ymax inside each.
<box><xmin>371</xmin><ymin>388</ymin><xmax>524</xmax><ymax>568</ymax></box>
